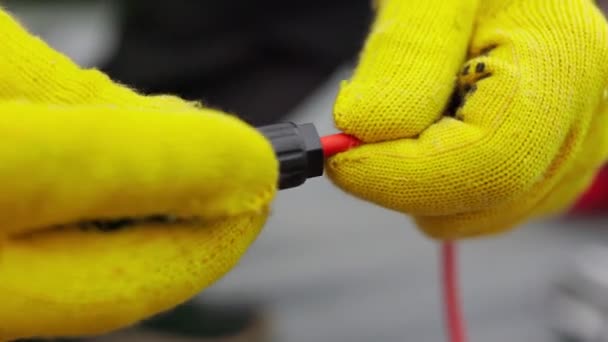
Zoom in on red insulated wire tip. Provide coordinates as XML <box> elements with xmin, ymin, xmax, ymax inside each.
<box><xmin>321</xmin><ymin>133</ymin><xmax>361</xmax><ymax>158</ymax></box>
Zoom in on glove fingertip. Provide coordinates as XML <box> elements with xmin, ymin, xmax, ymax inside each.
<box><xmin>334</xmin><ymin>81</ymin><xmax>446</xmax><ymax>142</ymax></box>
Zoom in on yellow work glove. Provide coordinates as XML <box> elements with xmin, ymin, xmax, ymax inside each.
<box><xmin>328</xmin><ymin>0</ymin><xmax>608</xmax><ymax>239</ymax></box>
<box><xmin>0</xmin><ymin>9</ymin><xmax>278</xmax><ymax>341</ymax></box>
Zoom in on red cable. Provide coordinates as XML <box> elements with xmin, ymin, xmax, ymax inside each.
<box><xmin>320</xmin><ymin>133</ymin><xmax>362</xmax><ymax>158</ymax></box>
<box><xmin>320</xmin><ymin>133</ymin><xmax>467</xmax><ymax>342</ymax></box>
<box><xmin>442</xmin><ymin>242</ymin><xmax>467</xmax><ymax>342</ymax></box>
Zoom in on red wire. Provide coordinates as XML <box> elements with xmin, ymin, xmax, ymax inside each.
<box><xmin>320</xmin><ymin>134</ymin><xmax>467</xmax><ymax>342</ymax></box>
<box><xmin>320</xmin><ymin>133</ymin><xmax>361</xmax><ymax>158</ymax></box>
<box><xmin>442</xmin><ymin>242</ymin><xmax>467</xmax><ymax>342</ymax></box>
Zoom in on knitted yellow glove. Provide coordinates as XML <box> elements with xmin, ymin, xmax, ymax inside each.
<box><xmin>0</xmin><ymin>9</ymin><xmax>278</xmax><ymax>341</ymax></box>
<box><xmin>328</xmin><ymin>0</ymin><xmax>608</xmax><ymax>239</ymax></box>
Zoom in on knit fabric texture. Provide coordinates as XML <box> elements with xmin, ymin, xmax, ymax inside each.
<box><xmin>328</xmin><ymin>0</ymin><xmax>608</xmax><ymax>239</ymax></box>
<box><xmin>0</xmin><ymin>8</ymin><xmax>278</xmax><ymax>340</ymax></box>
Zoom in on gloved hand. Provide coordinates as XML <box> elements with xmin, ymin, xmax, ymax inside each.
<box><xmin>0</xmin><ymin>9</ymin><xmax>277</xmax><ymax>341</ymax></box>
<box><xmin>327</xmin><ymin>0</ymin><xmax>608</xmax><ymax>239</ymax></box>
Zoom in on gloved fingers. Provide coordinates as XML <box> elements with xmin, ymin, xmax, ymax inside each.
<box><xmin>0</xmin><ymin>8</ymin><xmax>194</xmax><ymax>109</ymax></box>
<box><xmin>0</xmin><ymin>102</ymin><xmax>277</xmax><ymax>238</ymax></box>
<box><xmin>531</xmin><ymin>90</ymin><xmax>608</xmax><ymax>218</ymax></box>
<box><xmin>413</xmin><ymin>55</ymin><xmax>608</xmax><ymax>239</ymax></box>
<box><xmin>328</xmin><ymin>0</ymin><xmax>608</xmax><ymax>224</ymax></box>
<box><xmin>414</xmin><ymin>205</ymin><xmax>528</xmax><ymax>240</ymax></box>
<box><xmin>326</xmin><ymin>117</ymin><xmax>530</xmax><ymax>217</ymax></box>
<box><xmin>415</xmin><ymin>143</ymin><xmax>606</xmax><ymax>240</ymax></box>
<box><xmin>0</xmin><ymin>213</ymin><xmax>266</xmax><ymax>341</ymax></box>
<box><xmin>415</xmin><ymin>103</ymin><xmax>608</xmax><ymax>239</ymax></box>
<box><xmin>333</xmin><ymin>0</ymin><xmax>479</xmax><ymax>142</ymax></box>
<box><xmin>416</xmin><ymin>145</ymin><xmax>608</xmax><ymax>240</ymax></box>
<box><xmin>328</xmin><ymin>48</ymin><xmax>551</xmax><ymax>216</ymax></box>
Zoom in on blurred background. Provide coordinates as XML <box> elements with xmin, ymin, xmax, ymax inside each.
<box><xmin>5</xmin><ymin>1</ymin><xmax>608</xmax><ymax>341</ymax></box>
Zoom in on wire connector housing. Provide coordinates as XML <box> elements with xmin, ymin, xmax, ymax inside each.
<box><xmin>258</xmin><ymin>122</ymin><xmax>324</xmax><ymax>190</ymax></box>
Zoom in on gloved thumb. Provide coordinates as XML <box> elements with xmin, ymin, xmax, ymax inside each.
<box><xmin>334</xmin><ymin>0</ymin><xmax>480</xmax><ymax>143</ymax></box>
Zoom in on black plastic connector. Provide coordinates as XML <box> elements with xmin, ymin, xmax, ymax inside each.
<box><xmin>257</xmin><ymin>122</ymin><xmax>324</xmax><ymax>190</ymax></box>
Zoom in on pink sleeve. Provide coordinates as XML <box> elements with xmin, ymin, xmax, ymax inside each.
<box><xmin>572</xmin><ymin>166</ymin><xmax>608</xmax><ymax>213</ymax></box>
